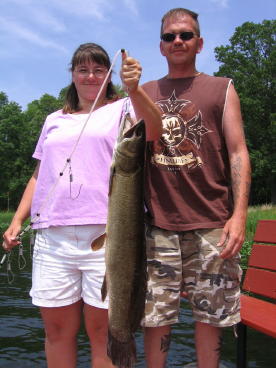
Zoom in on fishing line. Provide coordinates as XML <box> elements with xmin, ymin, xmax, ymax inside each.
<box><xmin>1</xmin><ymin>48</ymin><xmax>126</xmax><ymax>275</ymax></box>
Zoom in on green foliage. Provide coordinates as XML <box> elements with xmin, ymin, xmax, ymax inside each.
<box><xmin>114</xmin><ymin>83</ymin><xmax>127</xmax><ymax>98</ymax></box>
<box><xmin>0</xmin><ymin>93</ymin><xmax>63</xmax><ymax>210</ymax></box>
<box><xmin>214</xmin><ymin>20</ymin><xmax>276</xmax><ymax>204</ymax></box>
<box><xmin>0</xmin><ymin>96</ymin><xmax>24</xmax><ymax>209</ymax></box>
<box><xmin>0</xmin><ymin>91</ymin><xmax>8</xmax><ymax>108</ymax></box>
<box><xmin>0</xmin><ymin>212</ymin><xmax>14</xmax><ymax>234</ymax></box>
<box><xmin>58</xmin><ymin>86</ymin><xmax>69</xmax><ymax>104</ymax></box>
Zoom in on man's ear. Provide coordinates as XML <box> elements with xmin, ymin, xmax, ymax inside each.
<box><xmin>160</xmin><ymin>41</ymin><xmax>166</xmax><ymax>56</ymax></box>
<box><xmin>196</xmin><ymin>37</ymin><xmax>204</xmax><ymax>54</ymax></box>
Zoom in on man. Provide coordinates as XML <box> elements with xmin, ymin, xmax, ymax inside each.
<box><xmin>141</xmin><ymin>8</ymin><xmax>251</xmax><ymax>368</ymax></box>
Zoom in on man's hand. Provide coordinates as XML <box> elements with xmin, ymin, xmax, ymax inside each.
<box><xmin>217</xmin><ymin>215</ymin><xmax>246</xmax><ymax>259</ymax></box>
<box><xmin>120</xmin><ymin>50</ymin><xmax>142</xmax><ymax>93</ymax></box>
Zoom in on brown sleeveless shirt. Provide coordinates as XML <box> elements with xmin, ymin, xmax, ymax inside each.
<box><xmin>143</xmin><ymin>73</ymin><xmax>233</xmax><ymax>231</ymax></box>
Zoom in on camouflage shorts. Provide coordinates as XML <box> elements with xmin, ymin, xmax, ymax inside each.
<box><xmin>142</xmin><ymin>225</ymin><xmax>242</xmax><ymax>328</ymax></box>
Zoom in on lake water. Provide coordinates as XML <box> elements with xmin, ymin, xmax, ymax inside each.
<box><xmin>0</xmin><ymin>247</ymin><xmax>275</xmax><ymax>367</ymax></box>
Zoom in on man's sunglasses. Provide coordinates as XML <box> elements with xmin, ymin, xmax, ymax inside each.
<box><xmin>161</xmin><ymin>32</ymin><xmax>196</xmax><ymax>42</ymax></box>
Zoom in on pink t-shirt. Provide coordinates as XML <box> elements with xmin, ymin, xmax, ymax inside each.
<box><xmin>31</xmin><ymin>98</ymin><xmax>133</xmax><ymax>229</ymax></box>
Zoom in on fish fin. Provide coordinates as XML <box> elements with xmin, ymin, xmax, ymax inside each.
<box><xmin>91</xmin><ymin>233</ymin><xmax>106</xmax><ymax>251</ymax></box>
<box><xmin>107</xmin><ymin>329</ymin><xmax>136</xmax><ymax>368</ymax></box>
<box><xmin>101</xmin><ymin>274</ymin><xmax>107</xmax><ymax>301</ymax></box>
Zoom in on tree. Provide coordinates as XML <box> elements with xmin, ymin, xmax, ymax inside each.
<box><xmin>0</xmin><ymin>91</ymin><xmax>8</xmax><ymax>108</ymax></box>
<box><xmin>0</xmin><ymin>92</ymin><xmax>62</xmax><ymax>210</ymax></box>
<box><xmin>214</xmin><ymin>20</ymin><xmax>276</xmax><ymax>204</ymax></box>
<box><xmin>114</xmin><ymin>83</ymin><xmax>127</xmax><ymax>98</ymax></box>
<box><xmin>0</xmin><ymin>94</ymin><xmax>24</xmax><ymax>209</ymax></box>
<box><xmin>58</xmin><ymin>86</ymin><xmax>69</xmax><ymax>105</ymax></box>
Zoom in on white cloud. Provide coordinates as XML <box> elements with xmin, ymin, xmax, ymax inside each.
<box><xmin>46</xmin><ymin>0</ymin><xmax>112</xmax><ymax>20</ymax></box>
<box><xmin>1</xmin><ymin>0</ymin><xmax>112</xmax><ymax>22</ymax></box>
<box><xmin>0</xmin><ymin>16</ymin><xmax>68</xmax><ymax>53</ymax></box>
<box><xmin>28</xmin><ymin>8</ymin><xmax>67</xmax><ymax>33</ymax></box>
<box><xmin>210</xmin><ymin>0</ymin><xmax>229</xmax><ymax>8</ymax></box>
<box><xmin>123</xmin><ymin>0</ymin><xmax>139</xmax><ymax>16</ymax></box>
<box><xmin>0</xmin><ymin>1</ymin><xmax>66</xmax><ymax>34</ymax></box>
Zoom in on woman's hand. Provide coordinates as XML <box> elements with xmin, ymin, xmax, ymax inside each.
<box><xmin>2</xmin><ymin>221</ymin><xmax>22</xmax><ymax>251</ymax></box>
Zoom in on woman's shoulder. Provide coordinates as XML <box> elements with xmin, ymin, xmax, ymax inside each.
<box><xmin>45</xmin><ymin>109</ymin><xmax>64</xmax><ymax>122</ymax></box>
<box><xmin>98</xmin><ymin>97</ymin><xmax>128</xmax><ymax>114</ymax></box>
<box><xmin>107</xmin><ymin>97</ymin><xmax>127</xmax><ymax>108</ymax></box>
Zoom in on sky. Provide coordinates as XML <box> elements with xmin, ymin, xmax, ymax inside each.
<box><xmin>0</xmin><ymin>0</ymin><xmax>275</xmax><ymax>110</ymax></box>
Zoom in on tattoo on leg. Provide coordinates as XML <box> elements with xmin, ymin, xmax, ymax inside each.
<box><xmin>214</xmin><ymin>334</ymin><xmax>223</xmax><ymax>359</ymax></box>
<box><xmin>160</xmin><ymin>333</ymin><xmax>171</xmax><ymax>353</ymax></box>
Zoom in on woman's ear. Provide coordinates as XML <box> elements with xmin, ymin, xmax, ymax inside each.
<box><xmin>72</xmin><ymin>72</ymin><xmax>76</xmax><ymax>83</ymax></box>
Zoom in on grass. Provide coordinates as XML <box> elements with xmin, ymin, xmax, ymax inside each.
<box><xmin>1</xmin><ymin>205</ymin><xmax>276</xmax><ymax>269</ymax></box>
<box><xmin>245</xmin><ymin>204</ymin><xmax>276</xmax><ymax>240</ymax></box>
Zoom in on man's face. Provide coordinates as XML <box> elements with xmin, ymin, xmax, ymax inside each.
<box><xmin>160</xmin><ymin>14</ymin><xmax>203</xmax><ymax>67</ymax></box>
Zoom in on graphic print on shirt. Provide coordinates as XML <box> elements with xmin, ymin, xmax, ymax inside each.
<box><xmin>151</xmin><ymin>91</ymin><xmax>211</xmax><ymax>172</ymax></box>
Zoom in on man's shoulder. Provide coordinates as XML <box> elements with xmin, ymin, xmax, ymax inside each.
<box><xmin>142</xmin><ymin>74</ymin><xmax>231</xmax><ymax>86</ymax></box>
<box><xmin>199</xmin><ymin>73</ymin><xmax>232</xmax><ymax>85</ymax></box>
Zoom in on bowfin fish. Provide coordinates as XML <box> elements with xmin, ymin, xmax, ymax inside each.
<box><xmin>103</xmin><ymin>119</ymin><xmax>147</xmax><ymax>367</ymax></box>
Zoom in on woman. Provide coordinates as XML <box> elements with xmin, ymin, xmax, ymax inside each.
<box><xmin>2</xmin><ymin>43</ymin><xmax>161</xmax><ymax>368</ymax></box>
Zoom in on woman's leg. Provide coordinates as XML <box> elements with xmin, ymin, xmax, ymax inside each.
<box><xmin>40</xmin><ymin>300</ymin><xmax>83</xmax><ymax>368</ymax></box>
<box><xmin>84</xmin><ymin>304</ymin><xmax>116</xmax><ymax>368</ymax></box>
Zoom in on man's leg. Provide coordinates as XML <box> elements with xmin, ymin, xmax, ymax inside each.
<box><xmin>143</xmin><ymin>225</ymin><xmax>182</xmax><ymax>368</ymax></box>
<box><xmin>180</xmin><ymin>228</ymin><xmax>241</xmax><ymax>368</ymax></box>
<box><xmin>144</xmin><ymin>325</ymin><xmax>171</xmax><ymax>368</ymax></box>
<box><xmin>195</xmin><ymin>321</ymin><xmax>222</xmax><ymax>368</ymax></box>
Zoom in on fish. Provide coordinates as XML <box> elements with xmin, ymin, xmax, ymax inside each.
<box><xmin>102</xmin><ymin>118</ymin><xmax>147</xmax><ymax>368</ymax></box>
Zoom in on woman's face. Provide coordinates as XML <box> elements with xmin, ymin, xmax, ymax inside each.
<box><xmin>72</xmin><ymin>61</ymin><xmax>110</xmax><ymax>105</ymax></box>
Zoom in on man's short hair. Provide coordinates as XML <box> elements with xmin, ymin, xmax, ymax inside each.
<box><xmin>160</xmin><ymin>8</ymin><xmax>200</xmax><ymax>37</ymax></box>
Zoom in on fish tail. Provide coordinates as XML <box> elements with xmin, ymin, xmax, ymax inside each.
<box><xmin>107</xmin><ymin>329</ymin><xmax>136</xmax><ymax>368</ymax></box>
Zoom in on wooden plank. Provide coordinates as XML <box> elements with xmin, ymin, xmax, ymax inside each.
<box><xmin>248</xmin><ymin>244</ymin><xmax>276</xmax><ymax>270</ymax></box>
<box><xmin>240</xmin><ymin>294</ymin><xmax>276</xmax><ymax>338</ymax></box>
<box><xmin>242</xmin><ymin>268</ymin><xmax>276</xmax><ymax>298</ymax></box>
<box><xmin>254</xmin><ymin>220</ymin><xmax>276</xmax><ymax>244</ymax></box>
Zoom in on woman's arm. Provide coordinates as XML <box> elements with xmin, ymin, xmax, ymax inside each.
<box><xmin>3</xmin><ymin>161</ymin><xmax>40</xmax><ymax>251</ymax></box>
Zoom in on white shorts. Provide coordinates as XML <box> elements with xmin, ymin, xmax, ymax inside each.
<box><xmin>30</xmin><ymin>225</ymin><xmax>108</xmax><ymax>309</ymax></box>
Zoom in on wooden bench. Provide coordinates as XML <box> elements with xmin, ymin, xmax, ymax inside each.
<box><xmin>236</xmin><ymin>219</ymin><xmax>276</xmax><ymax>368</ymax></box>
